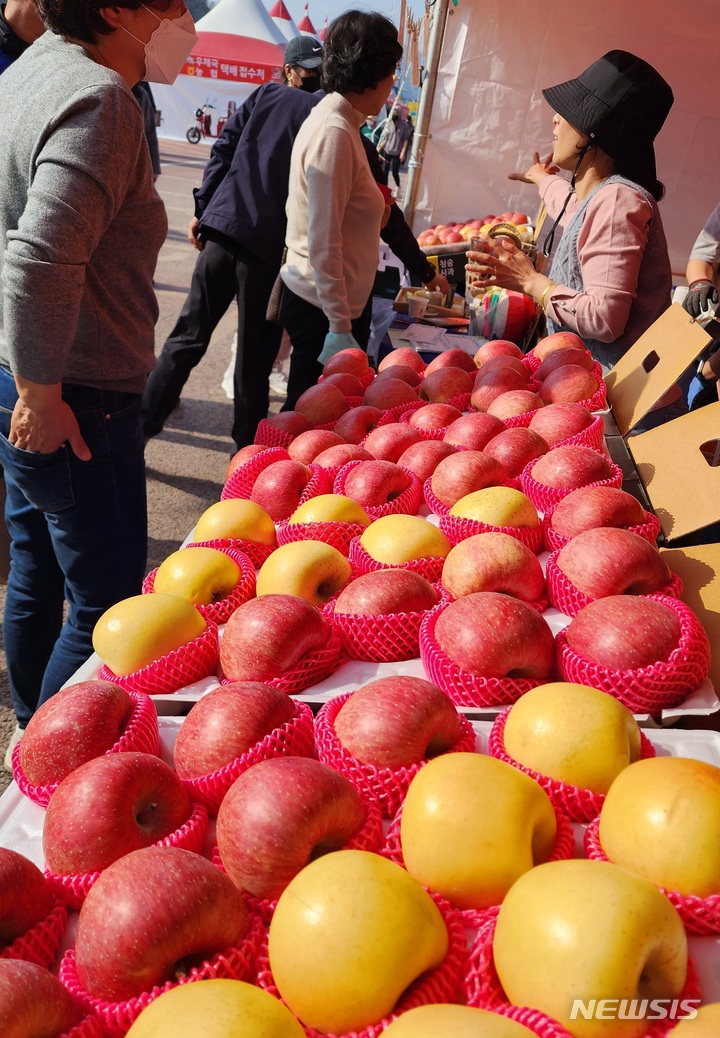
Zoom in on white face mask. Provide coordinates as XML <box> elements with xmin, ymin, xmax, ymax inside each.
<box><xmin>124</xmin><ymin>5</ymin><xmax>198</xmax><ymax>85</ymax></box>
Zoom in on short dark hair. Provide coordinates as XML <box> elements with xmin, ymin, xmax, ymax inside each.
<box><xmin>36</xmin><ymin>0</ymin><xmax>177</xmax><ymax>45</ymax></box>
<box><xmin>321</xmin><ymin>10</ymin><xmax>402</xmax><ymax>96</ymax></box>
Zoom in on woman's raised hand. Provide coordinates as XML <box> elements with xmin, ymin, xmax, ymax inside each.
<box><xmin>508</xmin><ymin>152</ymin><xmax>557</xmax><ymax>185</ymax></box>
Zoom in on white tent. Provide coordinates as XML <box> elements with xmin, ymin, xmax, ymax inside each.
<box><xmin>409</xmin><ymin>0</ymin><xmax>720</xmax><ymax>277</ymax></box>
<box><xmin>153</xmin><ymin>0</ymin><xmax>287</xmax><ymax>142</ymax></box>
<box><xmin>269</xmin><ymin>0</ymin><xmax>300</xmax><ymax>42</ymax></box>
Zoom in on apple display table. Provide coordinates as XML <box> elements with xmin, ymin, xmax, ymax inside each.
<box><xmin>1</xmin><ymin>718</ymin><xmax>719</xmax><ymax>1005</ymax></box>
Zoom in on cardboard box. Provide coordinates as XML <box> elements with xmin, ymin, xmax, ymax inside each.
<box><xmin>605</xmin><ymin>303</ymin><xmax>712</xmax><ymax>434</ymax></box>
<box><xmin>661</xmin><ymin>544</ymin><xmax>720</xmax><ymax>705</ymax></box>
<box><xmin>601</xmin><ymin>302</ymin><xmax>720</xmax><ymax>545</ymax></box>
<box><xmin>392</xmin><ymin>287</ymin><xmax>466</xmax><ymax>319</ymax></box>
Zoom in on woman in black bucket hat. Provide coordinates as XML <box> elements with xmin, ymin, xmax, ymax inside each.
<box><xmin>467</xmin><ymin>51</ymin><xmax>675</xmax><ymax>373</ymax></box>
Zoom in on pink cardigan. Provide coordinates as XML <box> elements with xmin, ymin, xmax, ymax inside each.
<box><xmin>539</xmin><ymin>174</ymin><xmax>671</xmax><ymax>354</ymax></box>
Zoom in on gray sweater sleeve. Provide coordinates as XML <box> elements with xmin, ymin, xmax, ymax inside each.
<box><xmin>2</xmin><ymin>86</ymin><xmax>148</xmax><ymax>384</ymax></box>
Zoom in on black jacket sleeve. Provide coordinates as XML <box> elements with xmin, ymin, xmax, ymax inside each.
<box><xmin>193</xmin><ymin>88</ymin><xmax>261</xmax><ymax>218</ymax></box>
<box><xmin>360</xmin><ymin>136</ymin><xmax>437</xmax><ymax>284</ymax></box>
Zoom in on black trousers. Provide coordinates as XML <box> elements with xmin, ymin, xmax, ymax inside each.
<box><xmin>379</xmin><ymin>149</ymin><xmax>402</xmax><ymax>188</ymax></box>
<box><xmin>141</xmin><ymin>238</ymin><xmax>283</xmax><ymax>450</ymax></box>
<box><xmin>280</xmin><ymin>287</ymin><xmax>372</xmax><ymax>412</ymax></box>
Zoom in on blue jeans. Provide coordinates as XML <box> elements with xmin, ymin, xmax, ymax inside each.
<box><xmin>0</xmin><ymin>369</ymin><xmax>148</xmax><ymax>726</ymax></box>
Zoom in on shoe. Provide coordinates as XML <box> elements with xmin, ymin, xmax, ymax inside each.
<box><xmin>3</xmin><ymin>723</ymin><xmax>23</xmax><ymax>773</ymax></box>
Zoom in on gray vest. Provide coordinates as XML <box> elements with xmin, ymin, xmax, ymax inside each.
<box><xmin>547</xmin><ymin>174</ymin><xmax>658</xmax><ymax>372</ymax></box>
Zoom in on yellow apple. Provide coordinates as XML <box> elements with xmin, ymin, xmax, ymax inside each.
<box><xmin>672</xmin><ymin>1004</ymin><xmax>720</xmax><ymax>1036</ymax></box>
<box><xmin>597</xmin><ymin>756</ymin><xmax>720</xmax><ymax>897</ymax></box>
<box><xmin>502</xmin><ymin>682</ymin><xmax>642</xmax><ymax>794</ymax></box>
<box><xmin>383</xmin><ymin>1004</ymin><xmax>537</xmax><ymax>1037</ymax></box>
<box><xmin>124</xmin><ymin>978</ymin><xmax>305</xmax><ymax>1038</ymax></box>
<box><xmin>255</xmin><ymin>539</ymin><xmax>352</xmax><ymax>606</ymax></box>
<box><xmin>192</xmin><ymin>499</ymin><xmax>277</xmax><ymax>547</ymax></box>
<box><xmin>359</xmin><ymin>513</ymin><xmax>452</xmax><ymax>564</ymax></box>
<box><xmin>92</xmin><ymin>593</ymin><xmax>207</xmax><ymax>676</ymax></box>
<box><xmin>288</xmin><ymin>494</ymin><xmax>371</xmax><ymax>526</ymax></box>
<box><xmin>152</xmin><ymin>546</ymin><xmax>241</xmax><ymax>606</ymax></box>
<box><xmin>400</xmin><ymin>752</ymin><xmax>557</xmax><ymax>910</ymax></box>
<box><xmin>268</xmin><ymin>849</ymin><xmax>449</xmax><ymax>1034</ymax></box>
<box><xmin>493</xmin><ymin>859</ymin><xmax>688</xmax><ymax>1038</ymax></box>
<box><xmin>449</xmin><ymin>487</ymin><xmax>539</xmax><ymax>528</ymax></box>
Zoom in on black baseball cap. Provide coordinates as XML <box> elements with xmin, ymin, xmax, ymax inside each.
<box><xmin>284</xmin><ymin>36</ymin><xmax>323</xmax><ymax>69</ymax></box>
<box><xmin>542</xmin><ymin>50</ymin><xmax>673</xmax><ymax>182</ymax></box>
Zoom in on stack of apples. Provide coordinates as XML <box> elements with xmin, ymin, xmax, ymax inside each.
<box><xmin>416</xmin><ymin>210</ymin><xmax>532</xmax><ymax>247</ymax></box>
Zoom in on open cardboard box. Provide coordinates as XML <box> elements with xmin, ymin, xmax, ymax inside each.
<box><xmin>604</xmin><ymin>303</ymin><xmax>719</xmax><ymax>543</ymax></box>
<box><xmin>393</xmin><ymin>286</ymin><xmax>466</xmax><ymax>320</ymax></box>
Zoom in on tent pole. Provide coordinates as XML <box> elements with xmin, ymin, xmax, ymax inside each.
<box><xmin>400</xmin><ymin>0</ymin><xmax>452</xmax><ymax>232</ymax></box>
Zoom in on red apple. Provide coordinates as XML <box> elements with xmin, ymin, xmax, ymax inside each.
<box><xmin>441</xmin><ymin>532</ymin><xmax>545</xmax><ymax>602</ymax></box>
<box><xmin>332</xmin><ymin>676</ymin><xmax>465</xmax><ymax>768</ymax></box>
<box><xmin>425</xmin><ymin>349</ymin><xmax>477</xmax><ymax>374</ymax></box>
<box><xmin>549</xmin><ymin>485</ymin><xmax>648</xmax><ymax>539</ymax></box>
<box><xmin>250</xmin><ymin>459</ymin><xmax>313</xmax><ymax>522</ymax></box>
<box><xmin>511</xmin><ymin>211</ymin><xmax>529</xmax><ymax>224</ymax></box>
<box><xmin>563</xmin><ymin>596</ymin><xmax>682</xmax><ymax>669</ymax></box>
<box><xmin>322</xmin><ymin>348</ymin><xmax>370</xmax><ymax>379</ymax></box>
<box><xmin>375</xmin><ymin>364</ymin><xmax>423</xmax><ymax>388</ymax></box>
<box><xmin>263</xmin><ymin>411</ymin><xmax>313</xmax><ymax>437</ymax></box>
<box><xmin>361</xmin><ymin>422</ymin><xmax>424</xmax><ymax>462</ymax></box>
<box><xmin>321</xmin><ymin>372</ymin><xmax>365</xmax><ymax>398</ymax></box>
<box><xmin>433</xmin><ymin>592</ymin><xmax>554</xmax><ymax>679</ymax></box>
<box><xmin>334</xmin><ymin>569</ymin><xmax>439</xmax><ymax>615</ymax></box>
<box><xmin>332</xmin><ymin>405</ymin><xmax>384</xmax><ymax>444</ymax></box>
<box><xmin>0</xmin><ymin>960</ymin><xmax>80</xmax><ymax>1038</ymax></box>
<box><xmin>74</xmin><ymin>845</ymin><xmax>250</xmax><ymax>1001</ymax></box>
<box><xmin>533</xmin><ymin>330</ymin><xmax>586</xmax><ymax>361</ymax></box>
<box><xmin>42</xmin><ymin>751</ymin><xmax>193</xmax><ymax>875</ymax></box>
<box><xmin>430</xmin><ymin>450</ymin><xmax>508</xmax><ymax>507</ymax></box>
<box><xmin>471</xmin><ymin>367</ymin><xmax>528</xmax><ymax>411</ymax></box>
<box><xmin>16</xmin><ymin>679</ymin><xmax>134</xmax><ymax>787</ymax></box>
<box><xmin>295</xmin><ymin>383</ymin><xmax>349</xmax><ymax>425</ymax></box>
<box><xmin>487</xmin><ymin>389</ymin><xmax>544</xmax><ymax>420</ymax></box>
<box><xmin>226</xmin><ymin>444</ymin><xmax>267</xmax><ymax>482</ymax></box>
<box><xmin>477</xmin><ymin>355</ymin><xmax>531</xmax><ymax>382</ymax></box>
<box><xmin>0</xmin><ymin>849</ymin><xmax>54</xmax><ymax>947</ymax></box>
<box><xmin>340</xmin><ymin>460</ymin><xmax>412</xmax><ymax>508</ymax></box>
<box><xmin>555</xmin><ymin>527</ymin><xmax>672</xmax><ymax>599</ymax></box>
<box><xmin>363</xmin><ymin>378</ymin><xmax>418</xmax><ymax>411</ymax></box>
<box><xmin>313</xmin><ymin>443</ymin><xmax>373</xmax><ymax>470</ymax></box>
<box><xmin>216</xmin><ymin>757</ymin><xmax>369</xmax><ymax>900</ymax></box>
<box><xmin>288</xmin><ymin>429</ymin><xmax>344</xmax><ymax>464</ymax></box>
<box><xmin>443</xmin><ymin>412</ymin><xmax>506</xmax><ymax>451</ymax></box>
<box><xmin>474</xmin><ymin>340</ymin><xmax>525</xmax><ymax>367</ymax></box>
<box><xmin>378</xmin><ymin>347</ymin><xmax>426</xmax><ymax>375</ymax></box>
<box><xmin>220</xmin><ymin>594</ymin><xmax>330</xmax><ymax>682</ymax></box>
<box><xmin>527</xmin><ymin>402</ymin><xmax>594</xmax><ymax>447</ymax></box>
<box><xmin>535</xmin><ymin>348</ymin><xmax>594</xmax><ymax>381</ymax></box>
<box><xmin>407</xmin><ymin>403</ymin><xmax>463</xmax><ymax>430</ymax></box>
<box><xmin>538</xmin><ymin>365</ymin><xmax>599</xmax><ymax>405</ymax></box>
<box><xmin>419</xmin><ymin>367</ymin><xmax>473</xmax><ymax>403</ymax></box>
<box><xmin>484</xmin><ymin>427</ymin><xmax>549</xmax><ymax>479</ymax></box>
<box><xmin>173</xmin><ymin>683</ymin><xmax>298</xmax><ymax>780</ymax></box>
<box><xmin>528</xmin><ymin>444</ymin><xmax>614</xmax><ymax>490</ymax></box>
<box><xmin>397</xmin><ymin>440</ymin><xmax>458</xmax><ymax>483</ymax></box>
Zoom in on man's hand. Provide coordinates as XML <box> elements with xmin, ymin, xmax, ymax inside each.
<box><xmin>683</xmin><ymin>280</ymin><xmax>718</xmax><ymax>319</ymax></box>
<box><xmin>508</xmin><ymin>151</ymin><xmax>558</xmax><ymax>185</ymax></box>
<box><xmin>188</xmin><ymin>217</ymin><xmax>204</xmax><ymax>251</ymax></box>
<box><xmin>10</xmin><ymin>379</ymin><xmax>91</xmax><ymax>459</ymax></box>
<box><xmin>423</xmin><ymin>272</ymin><xmax>452</xmax><ymax>296</ymax></box>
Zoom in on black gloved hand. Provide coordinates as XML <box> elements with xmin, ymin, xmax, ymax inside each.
<box><xmin>683</xmin><ymin>279</ymin><xmax>719</xmax><ymax>319</ymax></box>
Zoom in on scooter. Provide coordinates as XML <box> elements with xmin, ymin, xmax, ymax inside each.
<box><xmin>186</xmin><ymin>104</ymin><xmax>217</xmax><ymax>144</ymax></box>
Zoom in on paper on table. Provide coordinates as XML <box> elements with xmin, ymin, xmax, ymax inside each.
<box><xmin>443</xmin><ymin>333</ymin><xmax>486</xmax><ymax>355</ymax></box>
<box><xmin>396</xmin><ymin>323</ymin><xmax>446</xmax><ymax>345</ymax></box>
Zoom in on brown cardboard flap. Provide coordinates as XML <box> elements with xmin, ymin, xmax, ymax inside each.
<box><xmin>661</xmin><ymin>544</ymin><xmax>719</xmax><ymax>694</ymax></box>
<box><xmin>627</xmin><ymin>403</ymin><xmax>720</xmax><ymax>541</ymax></box>
<box><xmin>605</xmin><ymin>304</ymin><xmax>711</xmax><ymax>434</ymax></box>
